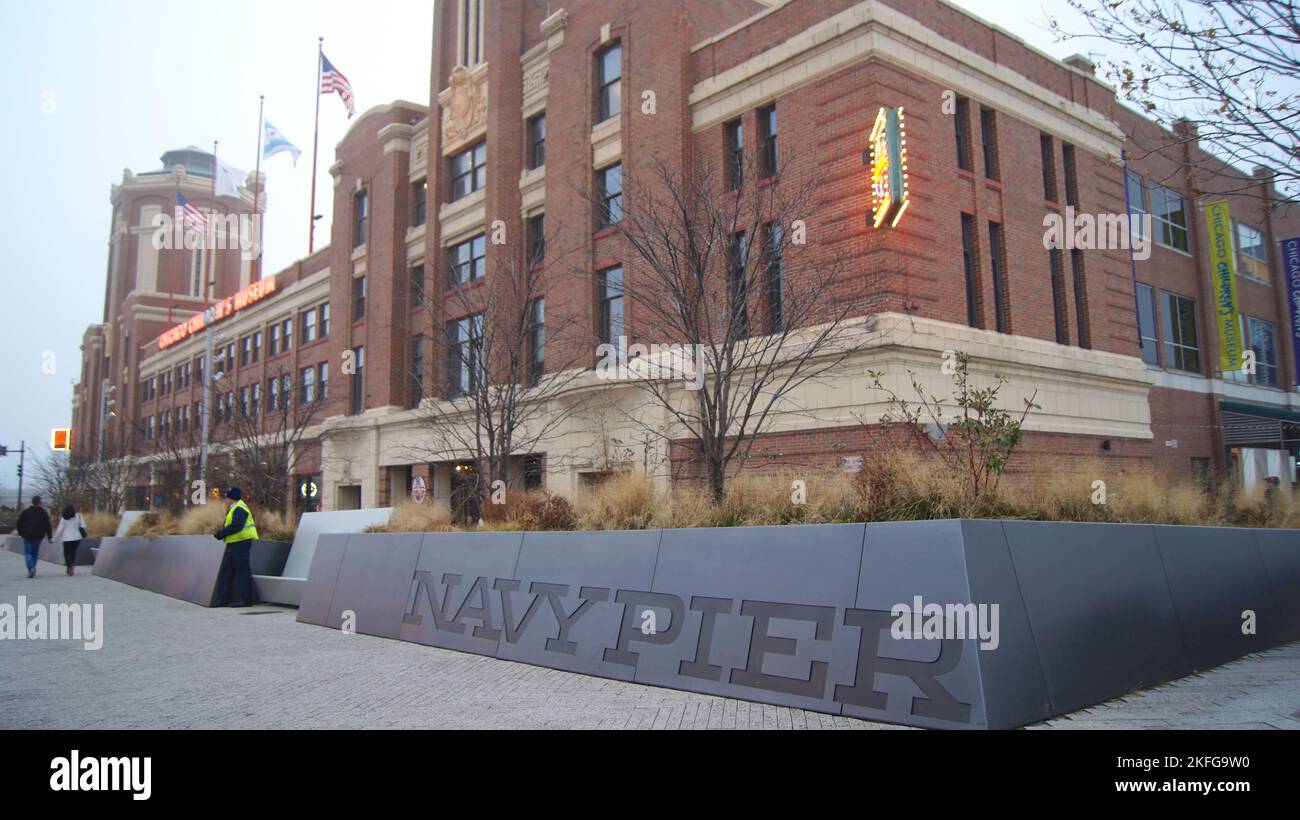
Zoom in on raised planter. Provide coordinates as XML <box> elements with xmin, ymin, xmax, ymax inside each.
<box><xmin>296</xmin><ymin>520</ymin><xmax>1300</xmax><ymax>730</ymax></box>
<box><xmin>4</xmin><ymin>534</ymin><xmax>97</xmax><ymax>567</ymax></box>
<box><xmin>253</xmin><ymin>509</ymin><xmax>394</xmax><ymax>607</ymax></box>
<box><xmin>93</xmin><ymin>536</ymin><xmax>292</xmax><ymax>607</ymax></box>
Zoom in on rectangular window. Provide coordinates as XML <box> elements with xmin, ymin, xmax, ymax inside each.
<box><xmin>1136</xmin><ymin>283</ymin><xmax>1160</xmax><ymax>366</ymax></box>
<box><xmin>448</xmin><ymin>234</ymin><xmax>487</xmax><ymax>287</ymax></box>
<box><xmin>529</xmin><ymin>298</ymin><xmax>545</xmax><ymax>386</ymax></box>
<box><xmin>764</xmin><ymin>222</ymin><xmax>785</xmax><ymax>335</ymax></box>
<box><xmin>1236</xmin><ymin>223</ymin><xmax>1269</xmax><ymax>282</ymax></box>
<box><xmin>350</xmin><ymin>347</ymin><xmax>365</xmax><ymax>416</ymax></box>
<box><xmin>1247</xmin><ymin>316</ymin><xmax>1279</xmax><ymax>386</ymax></box>
<box><xmin>598</xmin><ymin>266</ymin><xmax>625</xmax><ymax>348</ymax></box>
<box><xmin>1062</xmin><ymin>143</ymin><xmax>1079</xmax><ymax>208</ymax></box>
<box><xmin>449</xmin><ymin>142</ymin><xmax>487</xmax><ymax>202</ymax></box>
<box><xmin>239</xmin><ymin>387</ymin><xmax>250</xmax><ymax>419</ymax></box>
<box><xmin>961</xmin><ymin>213</ymin><xmax>980</xmax><ymax>328</ymax></box>
<box><xmin>730</xmin><ymin>232</ymin><xmax>750</xmax><ymax>339</ymax></box>
<box><xmin>240</xmin><ymin>335</ymin><xmax>252</xmax><ymax>367</ymax></box>
<box><xmin>954</xmin><ymin>97</ymin><xmax>972</xmax><ymax>172</ymax></box>
<box><xmin>268</xmin><ymin>377</ymin><xmax>279</xmax><ymax>412</ymax></box>
<box><xmin>527</xmin><ymin>113</ymin><xmax>546</xmax><ymax>170</ymax></box>
<box><xmin>301</xmin><ymin>308</ymin><xmax>318</xmax><ymax>344</ymax></box>
<box><xmin>1150</xmin><ymin>183</ymin><xmax>1189</xmax><ymax>251</ymax></box>
<box><xmin>758</xmin><ymin>104</ymin><xmax>778</xmax><ymax>178</ymax></box>
<box><xmin>1071</xmin><ymin>248</ymin><xmax>1091</xmax><ymax>349</ymax></box>
<box><xmin>319</xmin><ymin>303</ymin><xmax>330</xmax><ymax>338</ymax></box>
<box><xmin>980</xmin><ymin>106</ymin><xmax>999</xmax><ymax>181</ymax></box>
<box><xmin>413</xmin><ymin>179</ymin><xmax>428</xmax><ymax>227</ymax></box>
<box><xmin>353</xmin><ymin>276</ymin><xmax>366</xmax><ymax>321</ymax></box>
<box><xmin>318</xmin><ymin>362</ymin><xmax>329</xmax><ymax>401</ymax></box>
<box><xmin>353</xmin><ymin>190</ymin><xmax>368</xmax><ymax>248</ymax></box>
<box><xmin>300</xmin><ymin>366</ymin><xmax>316</xmax><ymax>405</ymax></box>
<box><xmin>410</xmin><ymin>264</ymin><xmax>425</xmax><ymax>307</ymax></box>
<box><xmin>447</xmin><ymin>316</ymin><xmax>483</xmax><ymax>397</ymax></box>
<box><xmin>251</xmin><ymin>332</ymin><xmax>261</xmax><ymax>363</ymax></box>
<box><xmin>250</xmin><ymin>383</ymin><xmax>260</xmax><ymax>417</ymax></box>
<box><xmin>1126</xmin><ymin>170</ymin><xmax>1149</xmax><ymax>239</ymax></box>
<box><xmin>598</xmin><ymin>163</ymin><xmax>623</xmax><ymax>228</ymax></box>
<box><xmin>282</xmin><ymin>318</ymin><xmax>293</xmax><ymax>352</ymax></box>
<box><xmin>988</xmin><ymin>221</ymin><xmax>1008</xmax><ymax>333</ymax></box>
<box><xmin>527</xmin><ymin>213</ymin><xmax>546</xmax><ymax>268</ymax></box>
<box><xmin>1050</xmin><ymin>248</ymin><xmax>1069</xmax><ymax>344</ymax></box>
<box><xmin>409</xmin><ymin>335</ymin><xmax>425</xmax><ymax>408</ymax></box>
<box><xmin>1160</xmin><ymin>291</ymin><xmax>1201</xmax><ymax>372</ymax></box>
<box><xmin>597</xmin><ymin>43</ymin><xmax>622</xmax><ymax>122</ymax></box>
<box><xmin>269</xmin><ymin>324</ymin><xmax>281</xmax><ymax>357</ymax></box>
<box><xmin>725</xmin><ymin>119</ymin><xmax>744</xmax><ymax>191</ymax></box>
<box><xmin>1040</xmin><ymin>134</ymin><xmax>1058</xmax><ymax>202</ymax></box>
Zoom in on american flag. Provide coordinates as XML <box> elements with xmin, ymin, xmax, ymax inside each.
<box><xmin>177</xmin><ymin>193</ymin><xmax>207</xmax><ymax>234</ymax></box>
<box><xmin>321</xmin><ymin>54</ymin><xmax>356</xmax><ymax>119</ymax></box>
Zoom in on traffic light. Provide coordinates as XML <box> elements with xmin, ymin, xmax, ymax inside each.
<box><xmin>0</xmin><ymin>446</ymin><xmax>7</xmax><ymax>457</ymax></box>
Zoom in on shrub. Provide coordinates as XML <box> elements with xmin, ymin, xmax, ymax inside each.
<box><xmin>516</xmin><ymin>493</ymin><xmax>577</xmax><ymax>532</ymax></box>
<box><xmin>366</xmin><ymin>501</ymin><xmax>444</xmax><ymax>534</ymax></box>
<box><xmin>576</xmin><ymin>472</ymin><xmax>663</xmax><ymax>531</ymax></box>
<box><xmin>83</xmin><ymin>511</ymin><xmax>120</xmax><ymax>539</ymax></box>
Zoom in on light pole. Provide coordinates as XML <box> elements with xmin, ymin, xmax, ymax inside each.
<box><xmin>95</xmin><ymin>380</ymin><xmax>116</xmax><ymax>512</ymax></box>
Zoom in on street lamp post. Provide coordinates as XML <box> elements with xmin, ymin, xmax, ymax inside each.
<box><xmin>95</xmin><ymin>379</ymin><xmax>116</xmax><ymax>512</ymax></box>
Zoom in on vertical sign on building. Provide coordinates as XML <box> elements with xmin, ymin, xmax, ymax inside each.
<box><xmin>869</xmin><ymin>107</ymin><xmax>909</xmax><ymax>229</ymax></box>
<box><xmin>1282</xmin><ymin>236</ymin><xmax>1300</xmax><ymax>385</ymax></box>
<box><xmin>1204</xmin><ymin>201</ymin><xmax>1243</xmax><ymax>372</ymax></box>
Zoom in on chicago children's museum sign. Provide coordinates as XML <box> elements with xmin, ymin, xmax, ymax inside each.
<box><xmin>157</xmin><ymin>275</ymin><xmax>279</xmax><ymax>351</ymax></box>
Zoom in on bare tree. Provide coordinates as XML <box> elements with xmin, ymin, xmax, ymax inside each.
<box><xmin>1052</xmin><ymin>0</ymin><xmax>1299</xmax><ymax>196</ymax></box>
<box><xmin>133</xmin><ymin>416</ymin><xmax>198</xmax><ymax>514</ymax></box>
<box><xmin>86</xmin><ymin>427</ymin><xmax>134</xmax><ymax>514</ymax></box>
<box><xmin>411</xmin><ymin>227</ymin><xmax>589</xmax><ymax>521</ymax></box>
<box><xmin>217</xmin><ymin>360</ymin><xmax>329</xmax><ymax>515</ymax></box>
<box><xmin>596</xmin><ymin>150</ymin><xmax>869</xmax><ymax>502</ymax></box>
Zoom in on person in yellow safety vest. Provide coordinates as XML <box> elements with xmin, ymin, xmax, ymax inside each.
<box><xmin>212</xmin><ymin>487</ymin><xmax>259</xmax><ymax>608</ymax></box>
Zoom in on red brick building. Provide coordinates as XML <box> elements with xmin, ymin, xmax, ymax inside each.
<box><xmin>73</xmin><ymin>0</ymin><xmax>1300</xmax><ymax>513</ymax></box>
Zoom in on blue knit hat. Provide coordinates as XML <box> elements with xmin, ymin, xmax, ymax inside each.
<box><xmin>225</xmin><ymin>487</ymin><xmax>243</xmax><ymax>501</ymax></box>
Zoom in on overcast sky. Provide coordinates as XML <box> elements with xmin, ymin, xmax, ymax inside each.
<box><xmin>0</xmin><ymin>0</ymin><xmax>1092</xmax><ymax>503</ymax></box>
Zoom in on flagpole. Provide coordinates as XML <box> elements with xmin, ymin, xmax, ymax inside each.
<box><xmin>253</xmin><ymin>94</ymin><xmax>265</xmax><ymax>282</ymax></box>
<box><xmin>207</xmin><ymin>140</ymin><xmax>218</xmax><ymax>302</ymax></box>
<box><xmin>309</xmin><ymin>36</ymin><xmax>323</xmax><ymax>255</ymax></box>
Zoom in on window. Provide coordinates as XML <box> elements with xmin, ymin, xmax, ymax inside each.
<box><xmin>988</xmin><ymin>221</ymin><xmax>1008</xmax><ymax>333</ymax></box>
<box><xmin>180</xmin><ymin>405</ymin><xmax>190</xmax><ymax>432</ymax></box>
<box><xmin>1150</xmin><ymin>183</ymin><xmax>1189</xmax><ymax>251</ymax></box>
<box><xmin>1126</xmin><ymin>170</ymin><xmax>1148</xmax><ymax>239</ymax></box>
<box><xmin>300</xmin><ymin>366</ymin><xmax>316</xmax><ymax>405</ymax></box>
<box><xmin>1040</xmin><ymin>134</ymin><xmax>1057</xmax><ymax>202</ymax></box>
<box><xmin>596</xmin><ymin>42</ymin><xmax>622</xmax><ymax>122</ymax></box>
<box><xmin>353</xmin><ymin>190</ymin><xmax>368</xmax><ymax>249</ymax></box>
<box><xmin>319</xmin><ymin>303</ymin><xmax>330</xmax><ymax>338</ymax></box>
<box><xmin>269</xmin><ymin>323</ymin><xmax>282</xmax><ymax>357</ymax></box>
<box><xmin>759</xmin><ymin>104</ymin><xmax>778</xmax><ymax>178</ymax></box>
<box><xmin>730</xmin><ymin>232</ymin><xmax>750</xmax><ymax>339</ymax></box>
<box><xmin>527</xmin><ymin>113</ymin><xmax>546</xmax><ymax>170</ymax></box>
<box><xmin>413</xmin><ymin>179</ymin><xmax>428</xmax><ymax>227</ymax></box>
<box><xmin>764</xmin><ymin>222</ymin><xmax>785</xmax><ymax>335</ymax></box>
<box><xmin>1071</xmin><ymin>249</ymin><xmax>1091</xmax><ymax>350</ymax></box>
<box><xmin>529</xmin><ymin>298</ymin><xmax>545</xmax><ymax>386</ymax></box>
<box><xmin>980</xmin><ymin>106</ymin><xmax>999</xmax><ymax>181</ymax></box>
<box><xmin>1136</xmin><ymin>283</ymin><xmax>1160</xmax><ymax>366</ymax></box>
<box><xmin>318</xmin><ymin>363</ymin><xmax>329</xmax><ymax>401</ymax></box>
<box><xmin>447</xmin><ymin>316</ymin><xmax>483</xmax><ymax>397</ymax></box>
<box><xmin>961</xmin><ymin>213</ymin><xmax>980</xmax><ymax>328</ymax></box>
<box><xmin>1160</xmin><ymin>291</ymin><xmax>1200</xmax><ymax>372</ymax></box>
<box><xmin>353</xmin><ymin>276</ymin><xmax>367</xmax><ymax>321</ymax></box>
<box><xmin>449</xmin><ymin>142</ymin><xmax>487</xmax><ymax>202</ymax></box>
<box><xmin>1247</xmin><ymin>317</ymin><xmax>1279</xmax><ymax>386</ymax></box>
<box><xmin>1063</xmin><ymin>143</ymin><xmax>1079</xmax><ymax>208</ymax></box>
<box><xmin>239</xmin><ymin>386</ymin><xmax>251</xmax><ymax>418</ymax></box>
<box><xmin>459</xmin><ymin>0</ymin><xmax>482</xmax><ymax>66</ymax></box>
<box><xmin>250</xmin><ymin>383</ymin><xmax>260</xmax><ymax>416</ymax></box>
<box><xmin>410</xmin><ymin>335</ymin><xmax>425</xmax><ymax>408</ymax></box>
<box><xmin>598</xmin><ymin>266</ymin><xmax>625</xmax><ymax>348</ymax></box>
<box><xmin>527</xmin><ymin>213</ymin><xmax>546</xmax><ymax>268</ymax></box>
<box><xmin>1236</xmin><ymin>223</ymin><xmax>1269</xmax><ymax>282</ymax></box>
<box><xmin>598</xmin><ymin>163</ymin><xmax>623</xmax><ymax>228</ymax></box>
<box><xmin>1050</xmin><ymin>248</ymin><xmax>1069</xmax><ymax>344</ymax></box>
<box><xmin>954</xmin><ymin>97</ymin><xmax>972</xmax><ymax>172</ymax></box>
<box><xmin>725</xmin><ymin>119</ymin><xmax>744</xmax><ymax>191</ymax></box>
<box><xmin>350</xmin><ymin>347</ymin><xmax>365</xmax><ymax>415</ymax></box>
<box><xmin>448</xmin><ymin>235</ymin><xmax>487</xmax><ymax>286</ymax></box>
<box><xmin>267</xmin><ymin>376</ymin><xmax>280</xmax><ymax>412</ymax></box>
<box><xmin>251</xmin><ymin>332</ymin><xmax>261</xmax><ymax>363</ymax></box>
<box><xmin>192</xmin><ymin>240</ymin><xmax>206</xmax><ymax>298</ymax></box>
<box><xmin>301</xmin><ymin>307</ymin><xmax>318</xmax><ymax>344</ymax></box>
<box><xmin>524</xmin><ymin>454</ymin><xmax>544</xmax><ymax>491</ymax></box>
<box><xmin>410</xmin><ymin>264</ymin><xmax>425</xmax><ymax>307</ymax></box>
<box><xmin>240</xmin><ymin>336</ymin><xmax>252</xmax><ymax>367</ymax></box>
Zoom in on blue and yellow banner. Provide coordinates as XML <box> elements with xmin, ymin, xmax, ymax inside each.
<box><xmin>1204</xmin><ymin>201</ymin><xmax>1243</xmax><ymax>372</ymax></box>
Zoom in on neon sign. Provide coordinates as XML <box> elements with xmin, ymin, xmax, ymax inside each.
<box><xmin>869</xmin><ymin>106</ymin><xmax>909</xmax><ymax>229</ymax></box>
<box><xmin>157</xmin><ymin>275</ymin><xmax>279</xmax><ymax>351</ymax></box>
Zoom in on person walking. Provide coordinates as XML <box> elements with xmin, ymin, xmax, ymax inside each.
<box><xmin>52</xmin><ymin>505</ymin><xmax>86</xmax><ymax>576</ymax></box>
<box><xmin>212</xmin><ymin>488</ymin><xmax>258</xmax><ymax>608</ymax></box>
<box><xmin>15</xmin><ymin>496</ymin><xmax>53</xmax><ymax>579</ymax></box>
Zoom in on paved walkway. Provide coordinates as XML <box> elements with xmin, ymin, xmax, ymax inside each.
<box><xmin>0</xmin><ymin>551</ymin><xmax>1295</xmax><ymax>730</ymax></box>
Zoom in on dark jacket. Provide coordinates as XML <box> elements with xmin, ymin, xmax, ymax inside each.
<box><xmin>16</xmin><ymin>505</ymin><xmax>53</xmax><ymax>542</ymax></box>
